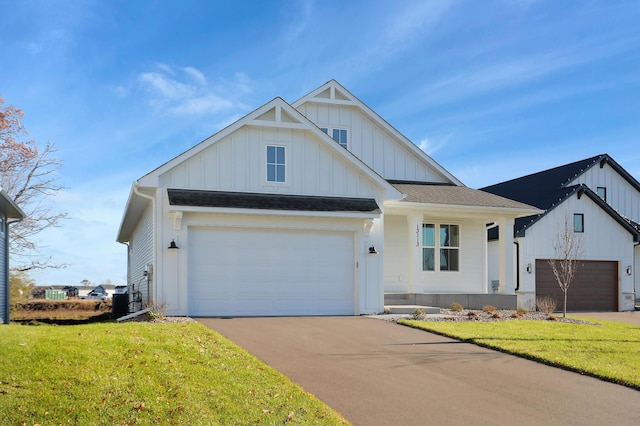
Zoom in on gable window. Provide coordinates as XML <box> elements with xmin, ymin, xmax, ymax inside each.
<box><xmin>596</xmin><ymin>186</ymin><xmax>607</xmax><ymax>201</ymax></box>
<box><xmin>422</xmin><ymin>223</ymin><xmax>459</xmax><ymax>272</ymax></box>
<box><xmin>573</xmin><ymin>213</ymin><xmax>584</xmax><ymax>233</ymax></box>
<box><xmin>320</xmin><ymin>127</ymin><xmax>348</xmax><ymax>149</ymax></box>
<box><xmin>266</xmin><ymin>145</ymin><xmax>285</xmax><ymax>183</ymax></box>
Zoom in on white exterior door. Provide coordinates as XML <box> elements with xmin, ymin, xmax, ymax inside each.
<box><xmin>188</xmin><ymin>227</ymin><xmax>355</xmax><ymax>316</ymax></box>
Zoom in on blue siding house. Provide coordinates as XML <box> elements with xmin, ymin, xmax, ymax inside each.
<box><xmin>0</xmin><ymin>188</ymin><xmax>24</xmax><ymax>324</ymax></box>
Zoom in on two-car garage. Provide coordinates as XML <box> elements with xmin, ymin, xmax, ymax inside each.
<box><xmin>187</xmin><ymin>227</ymin><xmax>356</xmax><ymax>317</ymax></box>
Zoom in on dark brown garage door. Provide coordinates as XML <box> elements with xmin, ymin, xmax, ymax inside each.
<box><xmin>535</xmin><ymin>260</ymin><xmax>618</xmax><ymax>311</ymax></box>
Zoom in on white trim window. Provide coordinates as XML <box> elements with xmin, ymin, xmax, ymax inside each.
<box><xmin>422</xmin><ymin>223</ymin><xmax>460</xmax><ymax>272</ymax></box>
<box><xmin>266</xmin><ymin>145</ymin><xmax>286</xmax><ymax>183</ymax></box>
<box><xmin>320</xmin><ymin>127</ymin><xmax>348</xmax><ymax>149</ymax></box>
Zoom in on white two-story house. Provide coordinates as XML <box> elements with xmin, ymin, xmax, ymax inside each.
<box><xmin>483</xmin><ymin>154</ymin><xmax>640</xmax><ymax>311</ymax></box>
<box><xmin>117</xmin><ymin>80</ymin><xmax>539</xmax><ymax>317</ymax></box>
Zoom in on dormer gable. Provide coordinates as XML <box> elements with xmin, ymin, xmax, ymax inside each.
<box><xmin>293</xmin><ymin>80</ymin><xmax>462</xmax><ymax>186</ymax></box>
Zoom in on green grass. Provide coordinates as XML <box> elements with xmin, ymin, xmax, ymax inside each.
<box><xmin>399</xmin><ymin>318</ymin><xmax>640</xmax><ymax>389</ymax></box>
<box><xmin>0</xmin><ymin>322</ymin><xmax>349</xmax><ymax>425</ymax></box>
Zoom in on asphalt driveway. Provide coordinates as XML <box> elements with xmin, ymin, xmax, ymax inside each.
<box><xmin>199</xmin><ymin>316</ymin><xmax>640</xmax><ymax>426</ymax></box>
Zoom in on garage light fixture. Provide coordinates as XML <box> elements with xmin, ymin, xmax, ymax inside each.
<box><xmin>368</xmin><ymin>246</ymin><xmax>378</xmax><ymax>254</ymax></box>
<box><xmin>168</xmin><ymin>239</ymin><xmax>179</xmax><ymax>249</ymax></box>
<box><xmin>526</xmin><ymin>263</ymin><xmax>532</xmax><ymax>274</ymax></box>
<box><xmin>627</xmin><ymin>266</ymin><xmax>632</xmax><ymax>276</ymax></box>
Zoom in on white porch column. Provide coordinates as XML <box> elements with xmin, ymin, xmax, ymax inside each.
<box><xmin>407</xmin><ymin>214</ymin><xmax>422</xmax><ymax>294</ymax></box>
<box><xmin>497</xmin><ymin>217</ymin><xmax>516</xmax><ymax>294</ymax></box>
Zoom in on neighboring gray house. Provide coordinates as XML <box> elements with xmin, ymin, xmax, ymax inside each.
<box><xmin>483</xmin><ymin>154</ymin><xmax>640</xmax><ymax>311</ymax></box>
<box><xmin>0</xmin><ymin>188</ymin><xmax>25</xmax><ymax>324</ymax></box>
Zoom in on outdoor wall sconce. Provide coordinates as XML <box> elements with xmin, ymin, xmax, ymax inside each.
<box><xmin>627</xmin><ymin>266</ymin><xmax>632</xmax><ymax>276</ymax></box>
<box><xmin>526</xmin><ymin>263</ymin><xmax>532</xmax><ymax>274</ymax></box>
<box><xmin>168</xmin><ymin>239</ymin><xmax>179</xmax><ymax>249</ymax></box>
<box><xmin>368</xmin><ymin>246</ymin><xmax>378</xmax><ymax>254</ymax></box>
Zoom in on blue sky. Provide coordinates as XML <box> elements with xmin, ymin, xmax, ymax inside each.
<box><xmin>1</xmin><ymin>0</ymin><xmax>639</xmax><ymax>286</ymax></box>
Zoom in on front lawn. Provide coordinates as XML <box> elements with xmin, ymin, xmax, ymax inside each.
<box><xmin>399</xmin><ymin>318</ymin><xmax>640</xmax><ymax>389</ymax></box>
<box><xmin>0</xmin><ymin>322</ymin><xmax>349</xmax><ymax>425</ymax></box>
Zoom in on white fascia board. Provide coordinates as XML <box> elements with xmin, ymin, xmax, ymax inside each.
<box><xmin>0</xmin><ymin>187</ymin><xmax>25</xmax><ymax>219</ymax></box>
<box><xmin>384</xmin><ymin>201</ymin><xmax>542</xmax><ymax>218</ymax></box>
<box><xmin>245</xmin><ymin>121</ymin><xmax>309</xmax><ymax>130</ymax></box>
<box><xmin>168</xmin><ymin>205</ymin><xmax>380</xmax><ymax>220</ymax></box>
<box><xmin>137</xmin><ymin>98</ymin><xmax>295</xmax><ymax>187</ymax></box>
<box><xmin>116</xmin><ymin>184</ymin><xmax>155</xmax><ymax>242</ymax></box>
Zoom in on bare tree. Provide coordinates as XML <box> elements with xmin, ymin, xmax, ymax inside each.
<box><xmin>548</xmin><ymin>213</ymin><xmax>583</xmax><ymax>317</ymax></box>
<box><xmin>0</xmin><ymin>95</ymin><xmax>67</xmax><ymax>271</ymax></box>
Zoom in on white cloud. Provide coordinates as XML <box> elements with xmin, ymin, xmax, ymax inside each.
<box><xmin>417</xmin><ymin>131</ymin><xmax>455</xmax><ymax>156</ymax></box>
<box><xmin>138</xmin><ymin>64</ymin><xmax>252</xmax><ymax>116</ymax></box>
<box><xmin>183</xmin><ymin>66</ymin><xmax>207</xmax><ymax>86</ymax></box>
<box><xmin>353</xmin><ymin>1</ymin><xmax>453</xmax><ymax>70</ymax></box>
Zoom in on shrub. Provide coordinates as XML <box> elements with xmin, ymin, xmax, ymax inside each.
<box><xmin>482</xmin><ymin>305</ymin><xmax>497</xmax><ymax>314</ymax></box>
<box><xmin>467</xmin><ymin>311</ymin><xmax>479</xmax><ymax>320</ymax></box>
<box><xmin>535</xmin><ymin>295</ymin><xmax>558</xmax><ymax>315</ymax></box>
<box><xmin>411</xmin><ymin>308</ymin><xmax>426</xmax><ymax>320</ymax></box>
<box><xmin>516</xmin><ymin>307</ymin><xmax>529</xmax><ymax>315</ymax></box>
<box><xmin>511</xmin><ymin>312</ymin><xmax>522</xmax><ymax>319</ymax></box>
<box><xmin>146</xmin><ymin>299</ymin><xmax>168</xmax><ymax>320</ymax></box>
<box><xmin>450</xmin><ymin>302</ymin><xmax>464</xmax><ymax>312</ymax></box>
<box><xmin>491</xmin><ymin>311</ymin><xmax>502</xmax><ymax>319</ymax></box>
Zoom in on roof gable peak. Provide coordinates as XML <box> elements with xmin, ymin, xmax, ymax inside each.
<box><xmin>293</xmin><ymin>80</ymin><xmax>463</xmax><ymax>186</ymax></box>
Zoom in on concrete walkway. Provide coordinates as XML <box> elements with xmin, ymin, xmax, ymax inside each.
<box><xmin>571</xmin><ymin>311</ymin><xmax>640</xmax><ymax>325</ymax></box>
<box><xmin>199</xmin><ymin>316</ymin><xmax>640</xmax><ymax>426</ymax></box>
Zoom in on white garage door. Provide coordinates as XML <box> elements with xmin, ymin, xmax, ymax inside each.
<box><xmin>188</xmin><ymin>227</ymin><xmax>355</xmax><ymax>316</ymax></box>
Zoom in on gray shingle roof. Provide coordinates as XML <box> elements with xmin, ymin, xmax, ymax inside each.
<box><xmin>167</xmin><ymin>189</ymin><xmax>380</xmax><ymax>213</ymax></box>
<box><xmin>389</xmin><ymin>182</ymin><xmax>538</xmax><ymax>210</ymax></box>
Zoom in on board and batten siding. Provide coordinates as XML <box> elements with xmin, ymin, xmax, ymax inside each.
<box><xmin>572</xmin><ymin>162</ymin><xmax>640</xmax><ymax>222</ymax></box>
<box><xmin>383</xmin><ymin>215</ymin><xmax>410</xmax><ymax>292</ymax></box>
<box><xmin>129</xmin><ymin>204</ymin><xmax>154</xmax><ymax>305</ymax></box>
<box><xmin>384</xmin><ymin>216</ymin><xmax>488</xmax><ymax>293</ymax></box>
<box><xmin>158</xmin><ymin>126</ymin><xmax>378</xmax><ymax>198</ymax></box>
<box><xmin>297</xmin><ymin>102</ymin><xmax>449</xmax><ymax>183</ymax></box>
<box><xmin>517</xmin><ymin>193</ymin><xmax>635</xmax><ymax>310</ymax></box>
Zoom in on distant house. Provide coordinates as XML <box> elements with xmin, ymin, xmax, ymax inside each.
<box><xmin>0</xmin><ymin>188</ymin><xmax>25</xmax><ymax>324</ymax></box>
<box><xmin>117</xmin><ymin>80</ymin><xmax>539</xmax><ymax>317</ymax></box>
<box><xmin>482</xmin><ymin>154</ymin><xmax>640</xmax><ymax>311</ymax></box>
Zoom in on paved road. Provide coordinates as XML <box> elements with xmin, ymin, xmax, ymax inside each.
<box><xmin>199</xmin><ymin>317</ymin><xmax>640</xmax><ymax>426</ymax></box>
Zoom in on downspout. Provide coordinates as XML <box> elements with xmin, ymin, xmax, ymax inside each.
<box><xmin>5</xmin><ymin>217</ymin><xmax>24</xmax><ymax>324</ymax></box>
<box><xmin>513</xmin><ymin>241</ymin><xmax>520</xmax><ymax>292</ymax></box>
<box><xmin>634</xmin><ymin>240</ymin><xmax>639</xmax><ymax>310</ymax></box>
<box><xmin>133</xmin><ymin>183</ymin><xmax>156</xmax><ymax>308</ymax></box>
<box><xmin>485</xmin><ymin>222</ymin><xmax>498</xmax><ymax>294</ymax></box>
